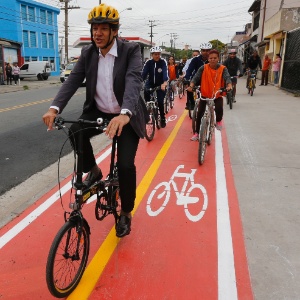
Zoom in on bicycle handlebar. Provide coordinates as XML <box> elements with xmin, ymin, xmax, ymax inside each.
<box><xmin>54</xmin><ymin>117</ymin><xmax>108</xmax><ymax>132</ymax></box>
<box><xmin>145</xmin><ymin>86</ymin><xmax>161</xmax><ymax>92</ymax></box>
<box><xmin>198</xmin><ymin>88</ymin><xmax>230</xmax><ymax>101</ymax></box>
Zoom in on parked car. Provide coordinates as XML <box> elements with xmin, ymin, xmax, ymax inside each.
<box><xmin>60</xmin><ymin>59</ymin><xmax>86</xmax><ymax>86</ymax></box>
<box><xmin>19</xmin><ymin>61</ymin><xmax>51</xmax><ymax>80</ymax></box>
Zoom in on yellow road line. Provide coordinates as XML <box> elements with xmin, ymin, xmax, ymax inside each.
<box><xmin>67</xmin><ymin>109</ymin><xmax>188</xmax><ymax>300</ymax></box>
<box><xmin>0</xmin><ymin>91</ymin><xmax>85</xmax><ymax>113</ymax></box>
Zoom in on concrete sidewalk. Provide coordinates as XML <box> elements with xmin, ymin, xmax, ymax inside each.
<box><xmin>0</xmin><ymin>76</ymin><xmax>61</xmax><ymax>94</ymax></box>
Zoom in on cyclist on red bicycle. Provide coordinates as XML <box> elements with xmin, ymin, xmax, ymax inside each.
<box><xmin>222</xmin><ymin>48</ymin><xmax>243</xmax><ymax>102</ymax></box>
<box><xmin>187</xmin><ymin>49</ymin><xmax>232</xmax><ymax>141</ymax></box>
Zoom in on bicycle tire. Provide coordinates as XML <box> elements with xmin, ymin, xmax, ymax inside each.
<box><xmin>250</xmin><ymin>87</ymin><xmax>254</xmax><ymax>96</ymax></box>
<box><xmin>155</xmin><ymin>108</ymin><xmax>161</xmax><ymax>129</ymax></box>
<box><xmin>145</xmin><ymin>114</ymin><xmax>155</xmax><ymax>141</ymax></box>
<box><xmin>164</xmin><ymin>92</ymin><xmax>170</xmax><ymax>114</ymax></box>
<box><xmin>198</xmin><ymin>118</ymin><xmax>208</xmax><ymax>165</ymax></box>
<box><xmin>170</xmin><ymin>90</ymin><xmax>174</xmax><ymax>109</ymax></box>
<box><xmin>192</xmin><ymin>103</ymin><xmax>198</xmax><ymax>133</ymax></box>
<box><xmin>178</xmin><ymin>82</ymin><xmax>184</xmax><ymax>99</ymax></box>
<box><xmin>207</xmin><ymin>115</ymin><xmax>214</xmax><ymax>145</ymax></box>
<box><xmin>229</xmin><ymin>94</ymin><xmax>233</xmax><ymax>109</ymax></box>
<box><xmin>46</xmin><ymin>220</ymin><xmax>90</xmax><ymax>298</ymax></box>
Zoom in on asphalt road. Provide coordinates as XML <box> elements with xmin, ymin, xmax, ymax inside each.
<box><xmin>0</xmin><ymin>83</ymin><xmax>86</xmax><ymax>195</ymax></box>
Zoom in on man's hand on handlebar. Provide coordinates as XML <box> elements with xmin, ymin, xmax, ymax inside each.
<box><xmin>42</xmin><ymin>108</ymin><xmax>58</xmax><ymax>131</ymax></box>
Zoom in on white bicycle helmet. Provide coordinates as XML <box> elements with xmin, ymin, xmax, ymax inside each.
<box><xmin>150</xmin><ymin>46</ymin><xmax>162</xmax><ymax>53</ymax></box>
<box><xmin>200</xmin><ymin>42</ymin><xmax>212</xmax><ymax>50</ymax></box>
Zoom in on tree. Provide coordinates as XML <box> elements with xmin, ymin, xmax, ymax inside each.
<box><xmin>209</xmin><ymin>39</ymin><xmax>226</xmax><ymax>52</ymax></box>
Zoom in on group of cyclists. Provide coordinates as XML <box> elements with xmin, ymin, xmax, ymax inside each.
<box><xmin>42</xmin><ymin>2</ymin><xmax>263</xmax><ymax>238</ymax></box>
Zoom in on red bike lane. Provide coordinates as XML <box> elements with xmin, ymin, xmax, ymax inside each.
<box><xmin>0</xmin><ymin>96</ymin><xmax>253</xmax><ymax>299</ymax></box>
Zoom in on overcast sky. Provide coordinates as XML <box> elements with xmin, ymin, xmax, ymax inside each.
<box><xmin>38</xmin><ymin>0</ymin><xmax>253</xmax><ymax>57</ymax></box>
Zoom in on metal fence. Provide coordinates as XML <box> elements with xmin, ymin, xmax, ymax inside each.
<box><xmin>281</xmin><ymin>28</ymin><xmax>300</xmax><ymax>94</ymax></box>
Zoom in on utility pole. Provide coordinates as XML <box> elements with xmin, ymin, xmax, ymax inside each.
<box><xmin>59</xmin><ymin>0</ymin><xmax>80</xmax><ymax>64</ymax></box>
<box><xmin>148</xmin><ymin>20</ymin><xmax>157</xmax><ymax>46</ymax></box>
<box><xmin>170</xmin><ymin>33</ymin><xmax>177</xmax><ymax>54</ymax></box>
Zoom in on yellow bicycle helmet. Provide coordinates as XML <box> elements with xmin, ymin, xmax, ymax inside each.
<box><xmin>88</xmin><ymin>3</ymin><xmax>119</xmax><ymax>27</ymax></box>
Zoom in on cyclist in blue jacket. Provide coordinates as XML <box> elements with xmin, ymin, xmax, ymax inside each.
<box><xmin>142</xmin><ymin>46</ymin><xmax>168</xmax><ymax>128</ymax></box>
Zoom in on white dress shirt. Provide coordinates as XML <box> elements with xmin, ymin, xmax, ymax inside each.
<box><xmin>94</xmin><ymin>40</ymin><xmax>120</xmax><ymax>114</ymax></box>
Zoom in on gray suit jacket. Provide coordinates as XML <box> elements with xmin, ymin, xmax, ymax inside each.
<box><xmin>52</xmin><ymin>39</ymin><xmax>148</xmax><ymax>138</ymax></box>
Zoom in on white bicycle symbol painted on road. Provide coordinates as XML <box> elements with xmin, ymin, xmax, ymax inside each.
<box><xmin>146</xmin><ymin>165</ymin><xmax>208</xmax><ymax>222</ymax></box>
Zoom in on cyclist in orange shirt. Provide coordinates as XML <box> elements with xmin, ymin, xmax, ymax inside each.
<box><xmin>187</xmin><ymin>49</ymin><xmax>232</xmax><ymax>141</ymax></box>
<box><xmin>167</xmin><ymin>55</ymin><xmax>179</xmax><ymax>94</ymax></box>
<box><xmin>260</xmin><ymin>54</ymin><xmax>272</xmax><ymax>86</ymax></box>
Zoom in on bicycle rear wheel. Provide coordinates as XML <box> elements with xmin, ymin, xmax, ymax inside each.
<box><xmin>250</xmin><ymin>87</ymin><xmax>254</xmax><ymax>96</ymax></box>
<box><xmin>178</xmin><ymin>81</ymin><xmax>184</xmax><ymax>99</ymax></box>
<box><xmin>46</xmin><ymin>220</ymin><xmax>90</xmax><ymax>298</ymax></box>
<box><xmin>170</xmin><ymin>90</ymin><xmax>174</xmax><ymax>109</ymax></box>
<box><xmin>145</xmin><ymin>114</ymin><xmax>155</xmax><ymax>141</ymax></box>
<box><xmin>198</xmin><ymin>118</ymin><xmax>208</xmax><ymax>165</ymax></box>
<box><xmin>192</xmin><ymin>102</ymin><xmax>198</xmax><ymax>133</ymax></box>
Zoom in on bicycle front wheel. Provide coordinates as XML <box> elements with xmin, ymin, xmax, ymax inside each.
<box><xmin>46</xmin><ymin>220</ymin><xmax>90</xmax><ymax>298</ymax></box>
<box><xmin>192</xmin><ymin>103</ymin><xmax>198</xmax><ymax>133</ymax></box>
<box><xmin>198</xmin><ymin>118</ymin><xmax>208</xmax><ymax>165</ymax></box>
<box><xmin>145</xmin><ymin>114</ymin><xmax>155</xmax><ymax>141</ymax></box>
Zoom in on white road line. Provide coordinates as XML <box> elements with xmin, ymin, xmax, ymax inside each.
<box><xmin>215</xmin><ymin>130</ymin><xmax>238</xmax><ymax>300</ymax></box>
<box><xmin>0</xmin><ymin>147</ymin><xmax>112</xmax><ymax>249</ymax></box>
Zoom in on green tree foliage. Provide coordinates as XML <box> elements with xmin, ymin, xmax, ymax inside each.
<box><xmin>209</xmin><ymin>39</ymin><xmax>226</xmax><ymax>52</ymax></box>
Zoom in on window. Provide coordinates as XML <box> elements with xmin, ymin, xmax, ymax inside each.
<box><xmin>23</xmin><ymin>31</ymin><xmax>29</xmax><ymax>47</ymax></box>
<box><xmin>28</xmin><ymin>7</ymin><xmax>35</xmax><ymax>22</ymax></box>
<box><xmin>31</xmin><ymin>57</ymin><xmax>38</xmax><ymax>61</ymax></box>
<box><xmin>24</xmin><ymin>56</ymin><xmax>30</xmax><ymax>62</ymax></box>
<box><xmin>48</xmin><ymin>34</ymin><xmax>54</xmax><ymax>48</ymax></box>
<box><xmin>47</xmin><ymin>11</ymin><xmax>53</xmax><ymax>25</ymax></box>
<box><xmin>41</xmin><ymin>33</ymin><xmax>47</xmax><ymax>48</ymax></box>
<box><xmin>40</xmin><ymin>9</ymin><xmax>46</xmax><ymax>24</ymax></box>
<box><xmin>50</xmin><ymin>57</ymin><xmax>55</xmax><ymax>71</ymax></box>
<box><xmin>20</xmin><ymin>64</ymin><xmax>29</xmax><ymax>71</ymax></box>
<box><xmin>21</xmin><ymin>5</ymin><xmax>27</xmax><ymax>20</ymax></box>
<box><xmin>30</xmin><ymin>31</ymin><xmax>36</xmax><ymax>47</ymax></box>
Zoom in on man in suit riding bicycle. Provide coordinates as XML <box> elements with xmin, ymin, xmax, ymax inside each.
<box><xmin>42</xmin><ymin>3</ymin><xmax>148</xmax><ymax>238</ymax></box>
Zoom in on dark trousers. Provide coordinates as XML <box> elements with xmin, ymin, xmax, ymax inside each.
<box><xmin>13</xmin><ymin>74</ymin><xmax>19</xmax><ymax>84</ymax></box>
<box><xmin>195</xmin><ymin>97</ymin><xmax>223</xmax><ymax>134</ymax></box>
<box><xmin>186</xmin><ymin>90</ymin><xmax>195</xmax><ymax>109</ymax></box>
<box><xmin>6</xmin><ymin>75</ymin><xmax>12</xmax><ymax>85</ymax></box>
<box><xmin>69</xmin><ymin>109</ymin><xmax>140</xmax><ymax>213</ymax></box>
<box><xmin>261</xmin><ymin>70</ymin><xmax>269</xmax><ymax>85</ymax></box>
<box><xmin>144</xmin><ymin>82</ymin><xmax>166</xmax><ymax>119</ymax></box>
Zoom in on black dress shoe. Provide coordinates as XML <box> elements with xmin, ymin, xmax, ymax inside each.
<box><xmin>116</xmin><ymin>215</ymin><xmax>131</xmax><ymax>237</ymax></box>
<box><xmin>83</xmin><ymin>170</ymin><xmax>103</xmax><ymax>188</ymax></box>
<box><xmin>161</xmin><ymin>118</ymin><xmax>166</xmax><ymax>128</ymax></box>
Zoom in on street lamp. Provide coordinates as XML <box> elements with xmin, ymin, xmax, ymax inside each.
<box><xmin>120</xmin><ymin>7</ymin><xmax>132</xmax><ymax>13</ymax></box>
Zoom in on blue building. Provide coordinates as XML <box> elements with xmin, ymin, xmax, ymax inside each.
<box><xmin>0</xmin><ymin>0</ymin><xmax>60</xmax><ymax>76</ymax></box>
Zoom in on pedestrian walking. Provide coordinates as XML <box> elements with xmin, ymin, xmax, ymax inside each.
<box><xmin>0</xmin><ymin>65</ymin><xmax>5</xmax><ymax>85</ymax></box>
<box><xmin>5</xmin><ymin>62</ymin><xmax>13</xmax><ymax>85</ymax></box>
<box><xmin>260</xmin><ymin>54</ymin><xmax>272</xmax><ymax>86</ymax></box>
<box><xmin>272</xmin><ymin>53</ymin><xmax>281</xmax><ymax>86</ymax></box>
<box><xmin>12</xmin><ymin>62</ymin><xmax>20</xmax><ymax>85</ymax></box>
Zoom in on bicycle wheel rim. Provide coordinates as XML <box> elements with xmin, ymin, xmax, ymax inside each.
<box><xmin>145</xmin><ymin>114</ymin><xmax>155</xmax><ymax>141</ymax></box>
<box><xmin>46</xmin><ymin>220</ymin><xmax>90</xmax><ymax>298</ymax></box>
